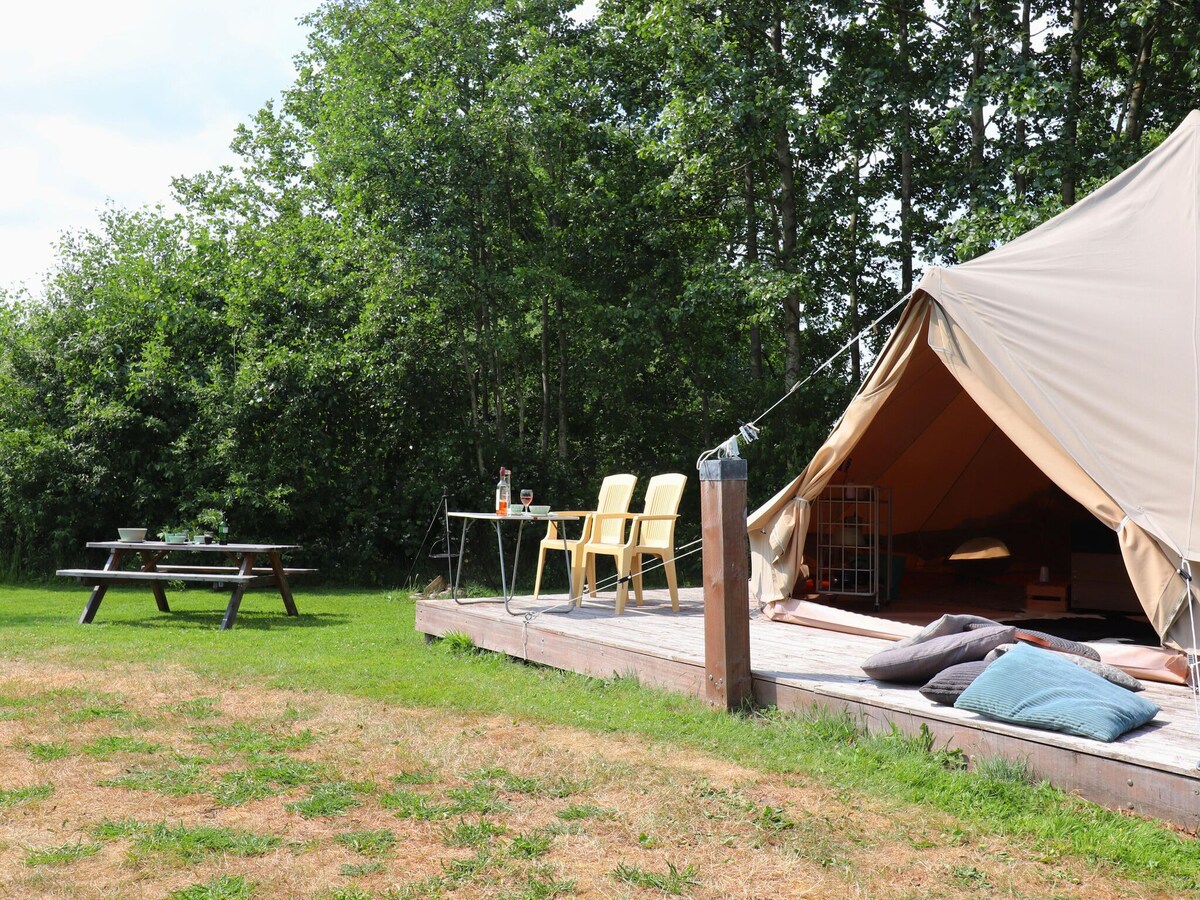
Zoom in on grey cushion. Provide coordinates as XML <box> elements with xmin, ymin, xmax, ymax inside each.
<box><xmin>1062</xmin><ymin>655</ymin><xmax>1145</xmax><ymax>692</ymax></box>
<box><xmin>894</xmin><ymin>614</ymin><xmax>1002</xmax><ymax>649</ymax></box>
<box><xmin>1013</xmin><ymin>628</ymin><xmax>1101</xmax><ymax>661</ymax></box>
<box><xmin>984</xmin><ymin>642</ymin><xmax>1143</xmax><ymax>690</ymax></box>
<box><xmin>983</xmin><ymin>643</ymin><xmax>1016</xmax><ymax>663</ymax></box>
<box><xmin>919</xmin><ymin>660</ymin><xmax>991</xmax><ymax>705</ymax></box>
<box><xmin>955</xmin><ymin>644</ymin><xmax>1159</xmax><ymax>741</ymax></box>
<box><xmin>862</xmin><ymin>625</ymin><xmax>1016</xmax><ymax>684</ymax></box>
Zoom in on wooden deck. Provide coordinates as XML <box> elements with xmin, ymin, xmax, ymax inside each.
<box><xmin>416</xmin><ymin>587</ymin><xmax>1200</xmax><ymax>831</ymax></box>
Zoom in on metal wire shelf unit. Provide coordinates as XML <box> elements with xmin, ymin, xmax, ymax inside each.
<box><xmin>813</xmin><ymin>484</ymin><xmax>894</xmax><ymax>610</ymax></box>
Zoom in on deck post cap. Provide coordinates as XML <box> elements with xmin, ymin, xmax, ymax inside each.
<box><xmin>699</xmin><ymin>458</ymin><xmax>747</xmax><ymax>482</ymax></box>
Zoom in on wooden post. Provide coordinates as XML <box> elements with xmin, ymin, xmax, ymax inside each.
<box><xmin>700</xmin><ymin>458</ymin><xmax>751</xmax><ymax>710</ymax></box>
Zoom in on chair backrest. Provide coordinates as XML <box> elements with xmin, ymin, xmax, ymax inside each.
<box><xmin>594</xmin><ymin>473</ymin><xmax>637</xmax><ymax>543</ymax></box>
<box><xmin>639</xmin><ymin>473</ymin><xmax>687</xmax><ymax>548</ymax></box>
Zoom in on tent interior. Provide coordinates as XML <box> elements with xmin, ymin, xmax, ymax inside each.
<box><xmin>804</xmin><ymin>325</ymin><xmax>1155</xmax><ymax>642</ymax></box>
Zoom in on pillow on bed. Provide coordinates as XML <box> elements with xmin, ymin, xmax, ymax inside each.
<box><xmin>954</xmin><ymin>643</ymin><xmax>1159</xmax><ymax>741</ymax></box>
<box><xmin>862</xmin><ymin>625</ymin><xmax>1015</xmax><ymax>683</ymax></box>
<box><xmin>919</xmin><ymin>660</ymin><xmax>991</xmax><ymax>705</ymax></box>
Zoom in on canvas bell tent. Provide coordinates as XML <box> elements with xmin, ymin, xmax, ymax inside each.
<box><xmin>749</xmin><ymin>110</ymin><xmax>1200</xmax><ymax>656</ymax></box>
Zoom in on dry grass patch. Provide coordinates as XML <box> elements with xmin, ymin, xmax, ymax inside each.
<box><xmin>0</xmin><ymin>656</ymin><xmax>1180</xmax><ymax>899</ymax></box>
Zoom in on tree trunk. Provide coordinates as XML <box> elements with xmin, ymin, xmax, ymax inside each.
<box><xmin>540</xmin><ymin>199</ymin><xmax>559</xmax><ymax>454</ymax></box>
<box><xmin>848</xmin><ymin>155</ymin><xmax>862</xmax><ymax>385</ymax></box>
<box><xmin>1126</xmin><ymin>18</ymin><xmax>1157</xmax><ymax>145</ymax></box>
<box><xmin>1063</xmin><ymin>0</ymin><xmax>1084</xmax><ymax>207</ymax></box>
<box><xmin>486</xmin><ymin>314</ymin><xmax>504</xmax><ymax>443</ymax></box>
<box><xmin>1015</xmin><ymin>0</ymin><xmax>1030</xmax><ymax>198</ymax></box>
<box><xmin>515</xmin><ymin>370</ymin><xmax>525</xmax><ymax>442</ymax></box>
<box><xmin>969</xmin><ymin>0</ymin><xmax>986</xmax><ymax>202</ymax></box>
<box><xmin>773</xmin><ymin>12</ymin><xmax>802</xmax><ymax>389</ymax></box>
<box><xmin>540</xmin><ymin>291</ymin><xmax>550</xmax><ymax>453</ymax></box>
<box><xmin>481</xmin><ymin>244</ymin><xmax>504</xmax><ymax>445</ymax></box>
<box><xmin>555</xmin><ymin>291</ymin><xmax>568</xmax><ymax>460</ymax></box>
<box><xmin>898</xmin><ymin>0</ymin><xmax>913</xmax><ymax>294</ymax></box>
<box><xmin>744</xmin><ymin>164</ymin><xmax>764</xmax><ymax>379</ymax></box>
<box><xmin>468</xmin><ymin>368</ymin><xmax>486</xmax><ymax>478</ymax></box>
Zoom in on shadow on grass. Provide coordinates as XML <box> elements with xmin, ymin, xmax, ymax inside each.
<box><xmin>82</xmin><ymin>610</ymin><xmax>351</xmax><ymax>632</ymax></box>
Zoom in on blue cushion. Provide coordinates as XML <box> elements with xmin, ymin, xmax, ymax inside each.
<box><xmin>954</xmin><ymin>643</ymin><xmax>1159</xmax><ymax>742</ymax></box>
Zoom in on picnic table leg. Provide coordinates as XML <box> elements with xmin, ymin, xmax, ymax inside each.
<box><xmin>80</xmin><ymin>548</ymin><xmax>125</xmax><ymax>624</ymax></box>
<box><xmin>219</xmin><ymin>552</ymin><xmax>257</xmax><ymax>631</ymax></box>
<box><xmin>268</xmin><ymin>552</ymin><xmax>299</xmax><ymax>616</ymax></box>
<box><xmin>138</xmin><ymin>550</ymin><xmax>171</xmax><ymax>612</ymax></box>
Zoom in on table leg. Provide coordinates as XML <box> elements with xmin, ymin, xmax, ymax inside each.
<box><xmin>80</xmin><ymin>548</ymin><xmax>125</xmax><ymax>624</ymax></box>
<box><xmin>495</xmin><ymin>521</ymin><xmax>512</xmax><ymax>614</ymax></box>
<box><xmin>521</xmin><ymin>519</ymin><xmax>577</xmax><ymax>616</ymax></box>
<box><xmin>220</xmin><ymin>552</ymin><xmax>256</xmax><ymax>630</ymax></box>
<box><xmin>268</xmin><ymin>552</ymin><xmax>299</xmax><ymax>616</ymax></box>
<box><xmin>452</xmin><ymin>519</ymin><xmax>470</xmax><ymax>603</ymax></box>
<box><xmin>138</xmin><ymin>550</ymin><xmax>171</xmax><ymax>612</ymax></box>
<box><xmin>560</xmin><ymin>527</ymin><xmax>576</xmax><ymax>611</ymax></box>
<box><xmin>509</xmin><ymin>520</ymin><xmax>525</xmax><ymax>601</ymax></box>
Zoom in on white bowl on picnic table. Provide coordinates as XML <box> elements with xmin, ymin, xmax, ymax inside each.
<box><xmin>117</xmin><ymin>528</ymin><xmax>147</xmax><ymax>542</ymax></box>
<box><xmin>528</xmin><ymin>505</ymin><xmax>551</xmax><ymax>516</ymax></box>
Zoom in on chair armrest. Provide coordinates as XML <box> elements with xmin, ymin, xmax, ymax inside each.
<box><xmin>628</xmin><ymin>513</ymin><xmax>679</xmax><ymax>546</ymax></box>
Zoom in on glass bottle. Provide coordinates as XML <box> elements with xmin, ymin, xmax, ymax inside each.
<box><xmin>495</xmin><ymin>468</ymin><xmax>511</xmax><ymax>516</ymax></box>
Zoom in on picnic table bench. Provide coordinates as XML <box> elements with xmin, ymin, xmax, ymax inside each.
<box><xmin>57</xmin><ymin>541</ymin><xmax>313</xmax><ymax>630</ymax></box>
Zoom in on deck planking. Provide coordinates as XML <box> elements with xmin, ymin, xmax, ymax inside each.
<box><xmin>415</xmin><ymin>587</ymin><xmax>1200</xmax><ymax>830</ymax></box>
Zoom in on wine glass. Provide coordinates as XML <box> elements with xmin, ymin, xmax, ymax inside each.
<box><xmin>520</xmin><ymin>489</ymin><xmax>533</xmax><ymax>514</ymax></box>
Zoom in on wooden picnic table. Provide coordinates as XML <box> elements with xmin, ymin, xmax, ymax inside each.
<box><xmin>57</xmin><ymin>541</ymin><xmax>314</xmax><ymax>630</ymax></box>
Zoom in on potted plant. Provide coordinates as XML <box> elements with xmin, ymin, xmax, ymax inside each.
<box><xmin>192</xmin><ymin>508</ymin><xmax>225</xmax><ymax>545</ymax></box>
<box><xmin>159</xmin><ymin>526</ymin><xmax>188</xmax><ymax>544</ymax></box>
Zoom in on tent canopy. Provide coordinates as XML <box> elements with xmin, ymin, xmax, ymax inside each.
<box><xmin>749</xmin><ymin>111</ymin><xmax>1200</xmax><ymax>652</ymax></box>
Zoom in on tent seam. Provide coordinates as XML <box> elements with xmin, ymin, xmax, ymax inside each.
<box><xmin>1187</xmin><ymin>126</ymin><xmax>1200</xmax><ymax>561</ymax></box>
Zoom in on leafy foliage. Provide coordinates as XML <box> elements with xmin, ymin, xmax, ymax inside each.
<box><xmin>2</xmin><ymin>0</ymin><xmax>1198</xmax><ymax>581</ymax></box>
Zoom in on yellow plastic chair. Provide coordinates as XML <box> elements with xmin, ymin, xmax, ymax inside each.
<box><xmin>582</xmin><ymin>473</ymin><xmax>687</xmax><ymax>614</ymax></box>
<box><xmin>532</xmin><ymin>473</ymin><xmax>637</xmax><ymax>603</ymax></box>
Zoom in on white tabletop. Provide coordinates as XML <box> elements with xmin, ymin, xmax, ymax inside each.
<box><xmin>87</xmin><ymin>541</ymin><xmax>299</xmax><ymax>552</ymax></box>
<box><xmin>447</xmin><ymin>511</ymin><xmax>578</xmax><ymax>521</ymax></box>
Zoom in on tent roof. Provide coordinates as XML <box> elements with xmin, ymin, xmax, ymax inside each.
<box><xmin>917</xmin><ymin>110</ymin><xmax>1200</xmax><ymax>559</ymax></box>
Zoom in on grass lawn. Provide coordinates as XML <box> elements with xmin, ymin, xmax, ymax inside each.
<box><xmin>0</xmin><ymin>583</ymin><xmax>1196</xmax><ymax>898</ymax></box>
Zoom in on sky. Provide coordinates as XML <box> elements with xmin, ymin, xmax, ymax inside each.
<box><xmin>0</xmin><ymin>1</ymin><xmax>316</xmax><ymax>296</ymax></box>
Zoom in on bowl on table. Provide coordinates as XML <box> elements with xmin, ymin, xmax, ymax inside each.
<box><xmin>117</xmin><ymin>528</ymin><xmax>147</xmax><ymax>543</ymax></box>
<box><xmin>162</xmin><ymin>532</ymin><xmax>189</xmax><ymax>544</ymax></box>
<box><xmin>528</xmin><ymin>505</ymin><xmax>551</xmax><ymax>516</ymax></box>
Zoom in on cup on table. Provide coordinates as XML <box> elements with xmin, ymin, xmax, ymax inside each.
<box><xmin>520</xmin><ymin>489</ymin><xmax>533</xmax><ymax>513</ymax></box>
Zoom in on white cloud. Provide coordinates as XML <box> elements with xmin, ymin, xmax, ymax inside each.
<box><xmin>0</xmin><ymin>0</ymin><xmax>313</xmax><ymax>295</ymax></box>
